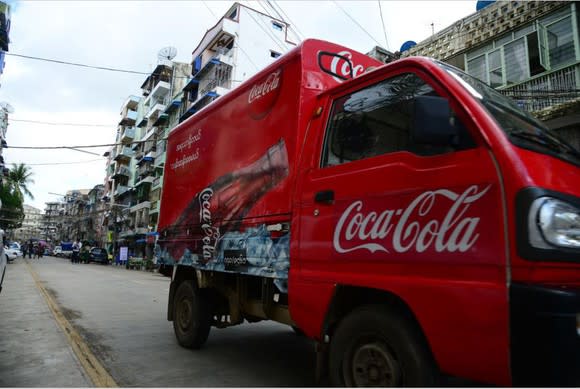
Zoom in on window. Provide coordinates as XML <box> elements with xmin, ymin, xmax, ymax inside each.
<box><xmin>464</xmin><ymin>4</ymin><xmax>578</xmax><ymax>87</ymax></box>
<box><xmin>270</xmin><ymin>50</ymin><xmax>281</xmax><ymax>58</ymax></box>
<box><xmin>321</xmin><ymin>73</ymin><xmax>471</xmax><ymax>167</ymax></box>
<box><xmin>545</xmin><ymin>16</ymin><xmax>575</xmax><ymax>68</ymax></box>
<box><xmin>488</xmin><ymin>49</ymin><xmax>503</xmax><ymax>87</ymax></box>
<box><xmin>271</xmin><ymin>21</ymin><xmax>283</xmax><ymax>31</ymax></box>
<box><xmin>504</xmin><ymin>38</ymin><xmax>528</xmax><ymax>84</ymax></box>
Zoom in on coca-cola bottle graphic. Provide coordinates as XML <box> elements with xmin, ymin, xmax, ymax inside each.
<box><xmin>160</xmin><ymin>139</ymin><xmax>289</xmax><ymax>265</ymax></box>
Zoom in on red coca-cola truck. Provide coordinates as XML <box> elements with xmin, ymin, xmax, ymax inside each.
<box><xmin>158</xmin><ymin>39</ymin><xmax>580</xmax><ymax>386</ymax></box>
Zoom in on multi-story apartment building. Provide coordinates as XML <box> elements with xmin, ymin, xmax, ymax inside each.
<box><xmin>400</xmin><ymin>1</ymin><xmax>580</xmax><ymax>149</ymax></box>
<box><xmin>0</xmin><ymin>1</ymin><xmax>10</xmax><ymax>186</ymax></box>
<box><xmin>13</xmin><ymin>204</ymin><xmax>43</xmax><ymax>242</ymax></box>
<box><xmin>105</xmin><ymin>2</ymin><xmax>297</xmax><ymax>261</ymax></box>
<box><xmin>42</xmin><ymin>201</ymin><xmax>63</xmax><ymax>243</ymax></box>
<box><xmin>178</xmin><ymin>2</ymin><xmax>296</xmax><ymax>122</ymax></box>
<box><xmin>58</xmin><ymin>189</ymin><xmax>90</xmax><ymax>243</ymax></box>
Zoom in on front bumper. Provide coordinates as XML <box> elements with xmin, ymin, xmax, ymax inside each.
<box><xmin>510</xmin><ymin>283</ymin><xmax>580</xmax><ymax>386</ymax></box>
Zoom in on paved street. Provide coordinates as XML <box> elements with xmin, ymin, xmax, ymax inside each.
<box><xmin>0</xmin><ymin>256</ymin><xmax>316</xmax><ymax>387</ymax></box>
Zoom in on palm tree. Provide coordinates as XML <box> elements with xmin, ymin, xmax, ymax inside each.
<box><xmin>7</xmin><ymin>163</ymin><xmax>35</xmax><ymax>200</ymax></box>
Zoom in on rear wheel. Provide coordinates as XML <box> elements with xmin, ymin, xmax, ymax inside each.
<box><xmin>329</xmin><ymin>305</ymin><xmax>438</xmax><ymax>387</ymax></box>
<box><xmin>173</xmin><ymin>281</ymin><xmax>211</xmax><ymax>349</ymax></box>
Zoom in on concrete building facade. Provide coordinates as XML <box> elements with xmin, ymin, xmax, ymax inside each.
<box><xmin>400</xmin><ymin>1</ymin><xmax>580</xmax><ymax>149</ymax></box>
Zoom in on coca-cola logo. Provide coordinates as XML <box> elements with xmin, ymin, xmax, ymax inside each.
<box><xmin>333</xmin><ymin>185</ymin><xmax>491</xmax><ymax>255</ymax></box>
<box><xmin>330</xmin><ymin>51</ymin><xmax>365</xmax><ymax>83</ymax></box>
<box><xmin>248</xmin><ymin>69</ymin><xmax>282</xmax><ymax>120</ymax></box>
<box><xmin>199</xmin><ymin>188</ymin><xmax>221</xmax><ymax>261</ymax></box>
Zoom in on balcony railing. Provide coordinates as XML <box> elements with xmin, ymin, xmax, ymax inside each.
<box><xmin>150</xmin><ymin>200</ymin><xmax>160</xmax><ymax>214</ymax></box>
<box><xmin>151</xmin><ymin>80</ymin><xmax>171</xmax><ymax>99</ymax></box>
<box><xmin>112</xmin><ymin>165</ymin><xmax>130</xmax><ymax>179</ymax></box>
<box><xmin>120</xmin><ymin>127</ymin><xmax>135</xmax><ymax>144</ymax></box>
<box><xmin>114</xmin><ymin>185</ymin><xmax>129</xmax><ymax>197</ymax></box>
<box><xmin>119</xmin><ymin>109</ymin><xmax>138</xmax><ymax>126</ymax></box>
<box><xmin>113</xmin><ymin>146</ymin><xmax>133</xmax><ymax>162</ymax></box>
<box><xmin>499</xmin><ymin>63</ymin><xmax>580</xmax><ymax>113</ymax></box>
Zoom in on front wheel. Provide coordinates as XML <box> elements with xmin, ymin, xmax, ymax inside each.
<box><xmin>329</xmin><ymin>305</ymin><xmax>438</xmax><ymax>387</ymax></box>
<box><xmin>173</xmin><ymin>281</ymin><xmax>211</xmax><ymax>349</ymax></box>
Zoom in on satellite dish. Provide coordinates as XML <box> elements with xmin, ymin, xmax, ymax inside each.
<box><xmin>158</xmin><ymin>47</ymin><xmax>177</xmax><ymax>61</ymax></box>
<box><xmin>400</xmin><ymin>41</ymin><xmax>417</xmax><ymax>53</ymax></box>
<box><xmin>0</xmin><ymin>102</ymin><xmax>14</xmax><ymax>113</ymax></box>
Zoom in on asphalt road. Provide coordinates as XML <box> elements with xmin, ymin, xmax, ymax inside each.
<box><xmin>0</xmin><ymin>256</ymin><xmax>316</xmax><ymax>387</ymax></box>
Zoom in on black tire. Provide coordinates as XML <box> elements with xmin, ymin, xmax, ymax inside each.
<box><xmin>329</xmin><ymin>305</ymin><xmax>438</xmax><ymax>387</ymax></box>
<box><xmin>173</xmin><ymin>281</ymin><xmax>211</xmax><ymax>349</ymax></box>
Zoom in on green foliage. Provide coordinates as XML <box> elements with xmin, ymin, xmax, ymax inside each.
<box><xmin>0</xmin><ymin>182</ymin><xmax>24</xmax><ymax>230</ymax></box>
<box><xmin>7</xmin><ymin>163</ymin><xmax>35</xmax><ymax>201</ymax></box>
<box><xmin>0</xmin><ymin>163</ymin><xmax>34</xmax><ymax>231</ymax></box>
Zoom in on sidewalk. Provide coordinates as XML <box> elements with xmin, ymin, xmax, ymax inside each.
<box><xmin>0</xmin><ymin>258</ymin><xmax>92</xmax><ymax>387</ymax></box>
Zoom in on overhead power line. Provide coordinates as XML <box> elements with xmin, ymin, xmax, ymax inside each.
<box><xmin>6</xmin><ymin>137</ymin><xmax>169</xmax><ymax>151</ymax></box>
<box><xmin>10</xmin><ymin>118</ymin><xmax>113</xmax><ymax>127</ymax></box>
<box><xmin>377</xmin><ymin>1</ymin><xmax>390</xmax><ymax>50</ymax></box>
<box><xmin>18</xmin><ymin>159</ymin><xmax>104</xmax><ymax>166</ymax></box>
<box><xmin>332</xmin><ymin>0</ymin><xmax>383</xmax><ymax>48</ymax></box>
<box><xmin>269</xmin><ymin>1</ymin><xmax>305</xmax><ymax>41</ymax></box>
<box><xmin>4</xmin><ymin>52</ymin><xmax>150</xmax><ymax>75</ymax></box>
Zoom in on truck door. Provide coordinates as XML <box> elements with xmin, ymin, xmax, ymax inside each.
<box><xmin>294</xmin><ymin>69</ymin><xmax>511</xmax><ymax>384</ymax></box>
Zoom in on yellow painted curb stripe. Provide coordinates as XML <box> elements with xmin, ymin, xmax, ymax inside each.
<box><xmin>25</xmin><ymin>260</ymin><xmax>119</xmax><ymax>388</ymax></box>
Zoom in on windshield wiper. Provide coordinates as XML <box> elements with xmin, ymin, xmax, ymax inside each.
<box><xmin>509</xmin><ymin>130</ymin><xmax>580</xmax><ymax>159</ymax></box>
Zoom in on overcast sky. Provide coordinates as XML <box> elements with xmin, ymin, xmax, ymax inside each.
<box><xmin>1</xmin><ymin>0</ymin><xmax>477</xmax><ymax>211</ymax></box>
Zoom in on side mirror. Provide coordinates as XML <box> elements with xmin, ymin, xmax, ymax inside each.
<box><xmin>412</xmin><ymin>95</ymin><xmax>459</xmax><ymax>146</ymax></box>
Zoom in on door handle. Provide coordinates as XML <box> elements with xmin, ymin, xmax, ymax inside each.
<box><xmin>314</xmin><ymin>190</ymin><xmax>335</xmax><ymax>205</ymax></box>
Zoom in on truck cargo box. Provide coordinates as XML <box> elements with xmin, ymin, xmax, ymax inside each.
<box><xmin>157</xmin><ymin>39</ymin><xmax>381</xmax><ymax>286</ymax></box>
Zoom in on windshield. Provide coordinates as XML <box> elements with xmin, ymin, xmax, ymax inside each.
<box><xmin>438</xmin><ymin>62</ymin><xmax>580</xmax><ymax>165</ymax></box>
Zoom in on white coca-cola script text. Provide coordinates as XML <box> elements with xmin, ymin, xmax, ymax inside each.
<box><xmin>333</xmin><ymin>185</ymin><xmax>491</xmax><ymax>254</ymax></box>
<box><xmin>199</xmin><ymin>188</ymin><xmax>221</xmax><ymax>260</ymax></box>
<box><xmin>248</xmin><ymin>70</ymin><xmax>281</xmax><ymax>104</ymax></box>
<box><xmin>330</xmin><ymin>51</ymin><xmax>366</xmax><ymax>82</ymax></box>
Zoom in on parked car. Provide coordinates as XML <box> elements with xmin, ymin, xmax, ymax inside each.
<box><xmin>4</xmin><ymin>246</ymin><xmax>22</xmax><ymax>262</ymax></box>
<box><xmin>89</xmin><ymin>247</ymin><xmax>109</xmax><ymax>264</ymax></box>
<box><xmin>53</xmin><ymin>246</ymin><xmax>62</xmax><ymax>256</ymax></box>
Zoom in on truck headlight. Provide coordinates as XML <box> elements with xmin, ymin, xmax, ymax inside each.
<box><xmin>529</xmin><ymin>197</ymin><xmax>580</xmax><ymax>249</ymax></box>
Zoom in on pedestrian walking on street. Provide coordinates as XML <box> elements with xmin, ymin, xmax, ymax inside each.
<box><xmin>72</xmin><ymin>241</ymin><xmax>80</xmax><ymax>264</ymax></box>
<box><xmin>27</xmin><ymin>241</ymin><xmax>33</xmax><ymax>259</ymax></box>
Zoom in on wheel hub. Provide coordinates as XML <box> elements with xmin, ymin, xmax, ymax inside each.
<box><xmin>351</xmin><ymin>342</ymin><xmax>401</xmax><ymax>387</ymax></box>
<box><xmin>178</xmin><ymin>298</ymin><xmax>192</xmax><ymax>330</ymax></box>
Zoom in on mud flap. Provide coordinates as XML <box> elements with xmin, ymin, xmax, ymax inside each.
<box><xmin>315</xmin><ymin>341</ymin><xmax>329</xmax><ymax>385</ymax></box>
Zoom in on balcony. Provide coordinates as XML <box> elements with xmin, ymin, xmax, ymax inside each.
<box><xmin>499</xmin><ymin>63</ymin><xmax>580</xmax><ymax>113</ymax></box>
<box><xmin>130</xmin><ymin>201</ymin><xmax>151</xmax><ymax>213</ymax></box>
<box><xmin>146</xmin><ymin>102</ymin><xmax>167</xmax><ymax>121</ymax></box>
<box><xmin>114</xmin><ymin>185</ymin><xmax>129</xmax><ymax>197</ymax></box>
<box><xmin>164</xmin><ymin>99</ymin><xmax>182</xmax><ymax>114</ymax></box>
<box><xmin>120</xmin><ymin>127</ymin><xmax>135</xmax><ymax>144</ymax></box>
<box><xmin>192</xmin><ymin>53</ymin><xmax>234</xmax><ymax>80</ymax></box>
<box><xmin>119</xmin><ymin>109</ymin><xmax>137</xmax><ymax>126</ymax></box>
<box><xmin>151</xmin><ymin>80</ymin><xmax>170</xmax><ymax>100</ymax></box>
<box><xmin>152</xmin><ymin>176</ymin><xmax>163</xmax><ymax>190</ymax></box>
<box><xmin>112</xmin><ymin>165</ymin><xmax>130</xmax><ymax>179</ymax></box>
<box><xmin>137</xmin><ymin>163</ymin><xmax>154</xmax><ymax>176</ymax></box>
<box><xmin>120</xmin><ymin>95</ymin><xmax>140</xmax><ymax>113</ymax></box>
<box><xmin>149</xmin><ymin>200</ymin><xmax>160</xmax><ymax>215</ymax></box>
<box><xmin>113</xmin><ymin>146</ymin><xmax>134</xmax><ymax>163</ymax></box>
<box><xmin>191</xmin><ymin>17</ymin><xmax>237</xmax><ymax>64</ymax></box>
<box><xmin>154</xmin><ymin>150</ymin><xmax>166</xmax><ymax>167</ymax></box>
<box><xmin>134</xmin><ymin>175</ymin><xmax>154</xmax><ymax>187</ymax></box>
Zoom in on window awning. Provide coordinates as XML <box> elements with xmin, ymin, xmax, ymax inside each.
<box><xmin>183</xmin><ymin>78</ymin><xmax>200</xmax><ymax>91</ymax></box>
